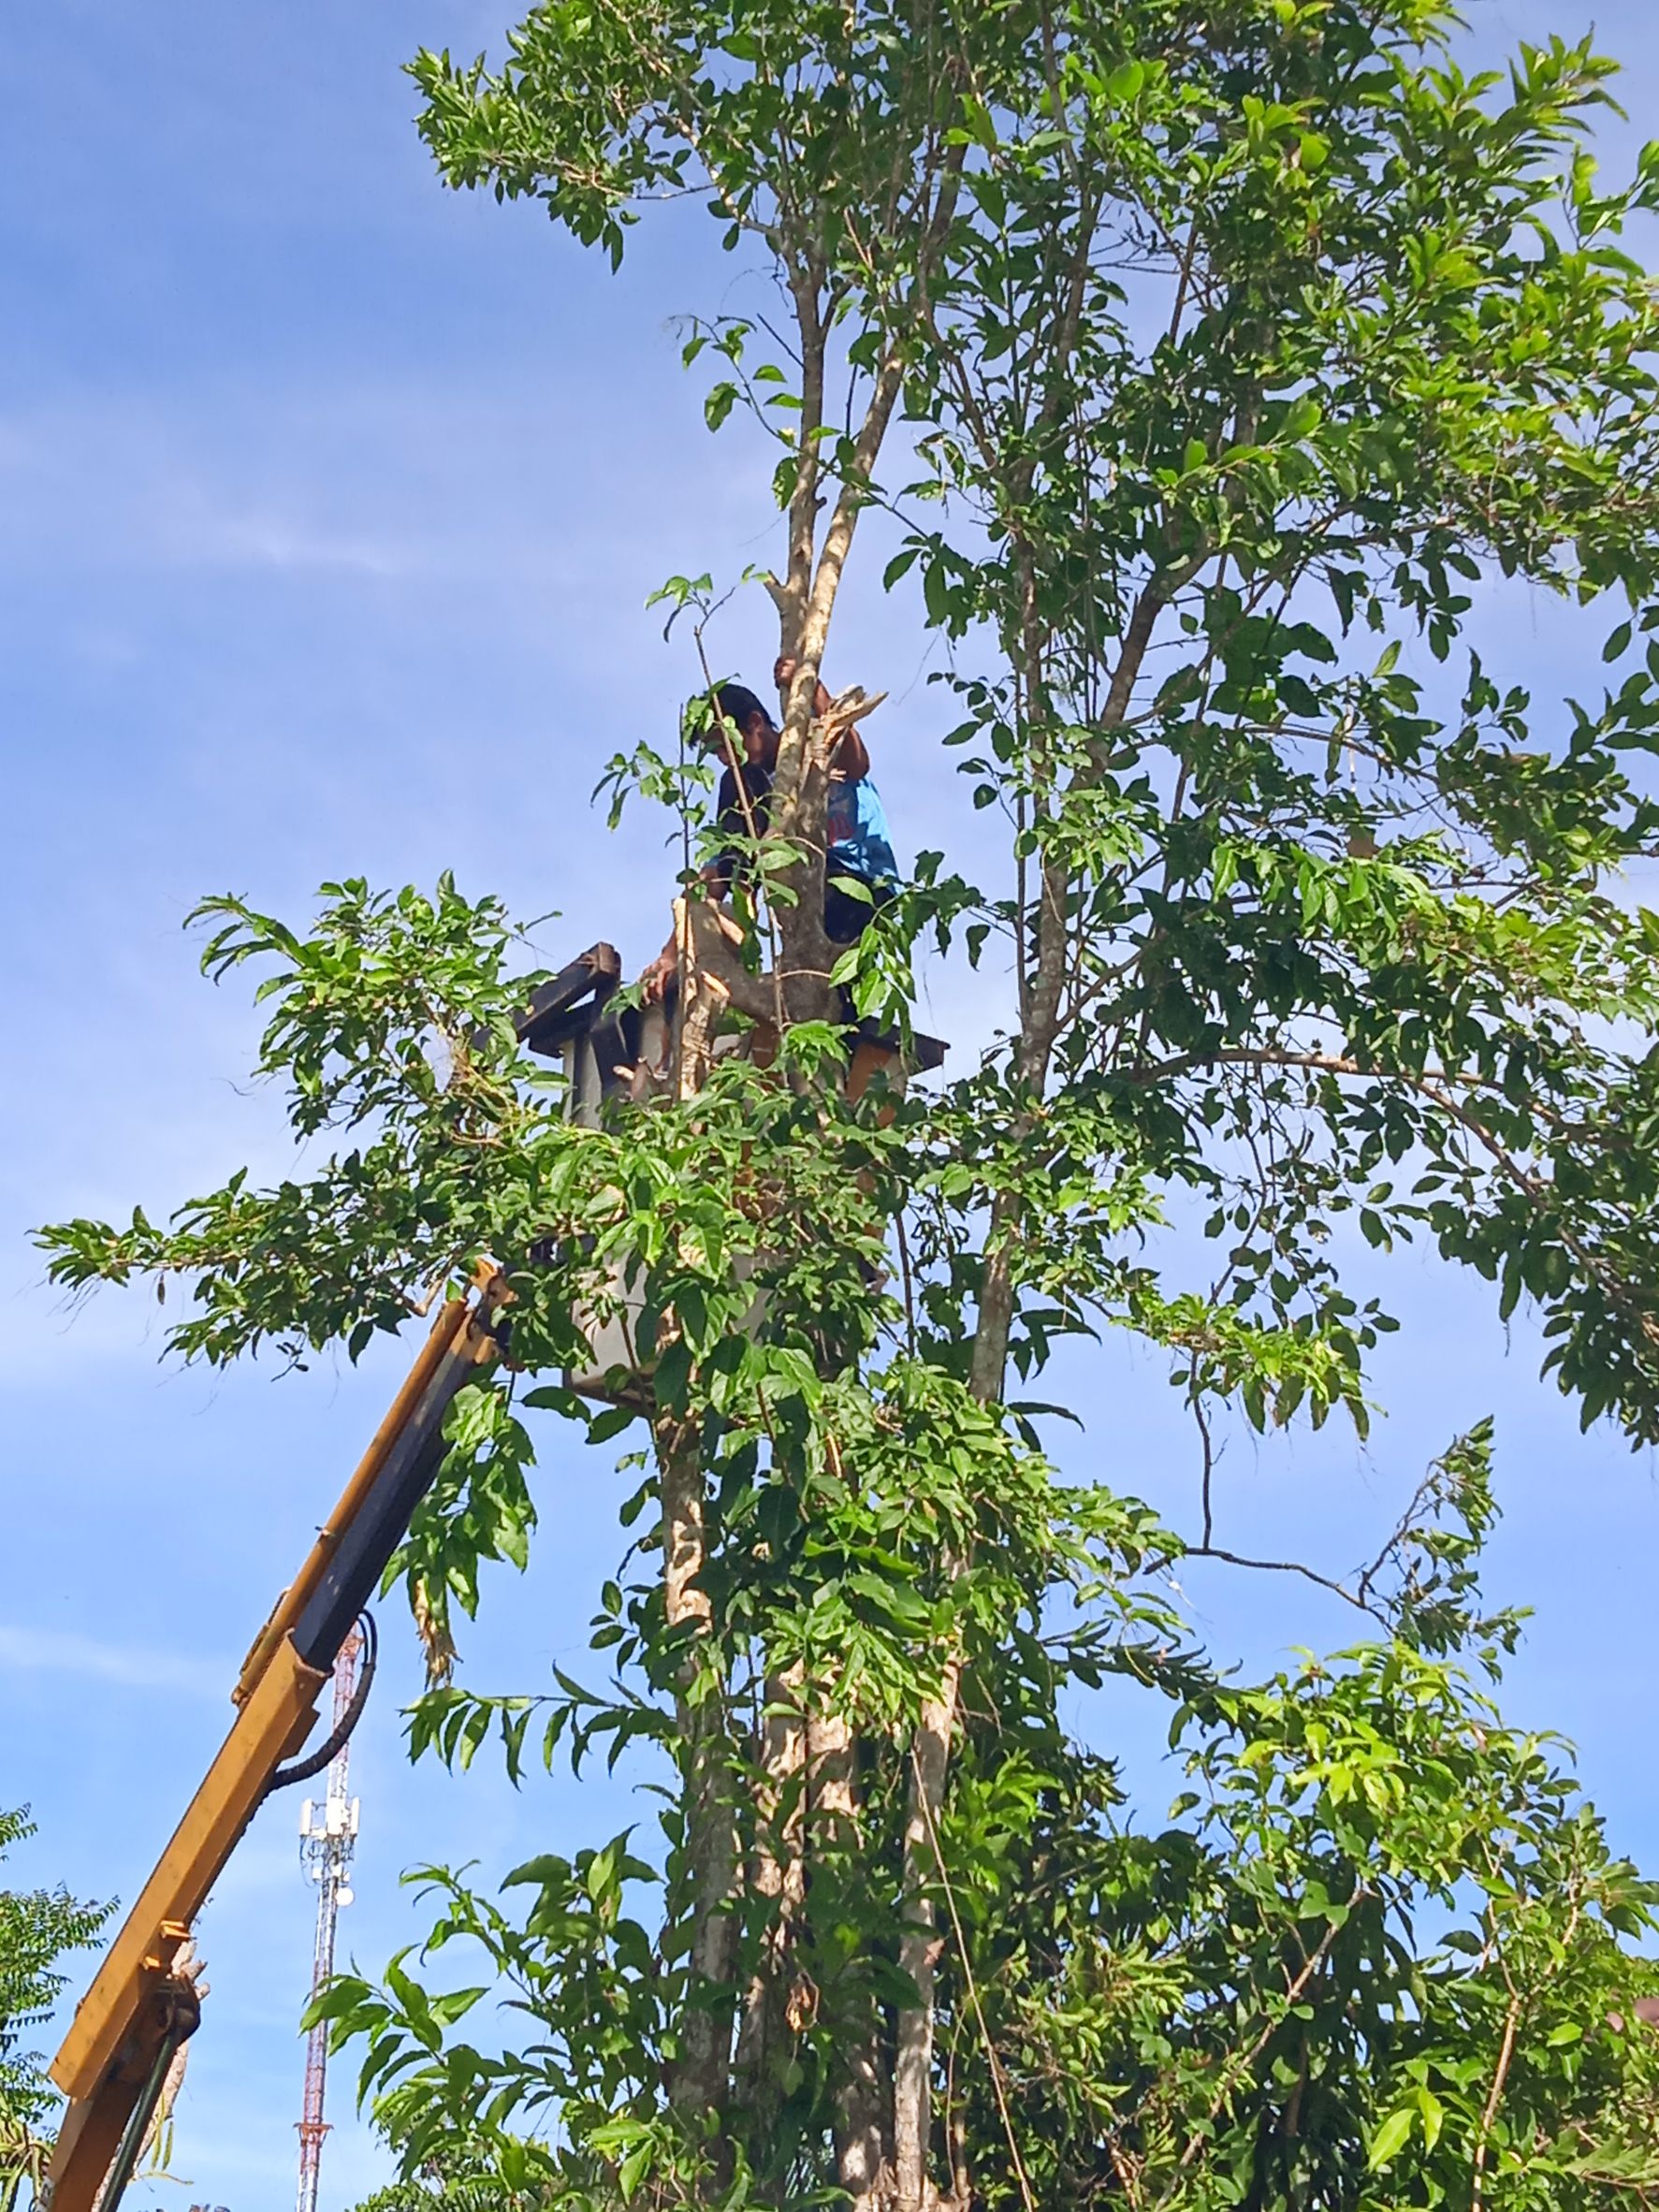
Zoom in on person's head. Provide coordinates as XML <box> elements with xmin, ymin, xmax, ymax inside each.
<box><xmin>710</xmin><ymin>681</ymin><xmax>777</xmax><ymax>768</ymax></box>
<box><xmin>774</xmin><ymin>654</ymin><xmax>833</xmax><ymax>719</ymax></box>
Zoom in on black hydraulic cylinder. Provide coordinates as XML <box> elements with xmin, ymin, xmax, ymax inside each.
<box><xmin>289</xmin><ymin>1333</ymin><xmax>487</xmax><ymax>1674</ymax></box>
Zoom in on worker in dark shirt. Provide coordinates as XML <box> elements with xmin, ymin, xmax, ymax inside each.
<box><xmin>640</xmin><ymin>662</ymin><xmax>897</xmax><ymax>1003</ymax></box>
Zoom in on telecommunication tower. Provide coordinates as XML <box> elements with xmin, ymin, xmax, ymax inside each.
<box><xmin>295</xmin><ymin>1628</ymin><xmax>363</xmax><ymax>2212</ymax></box>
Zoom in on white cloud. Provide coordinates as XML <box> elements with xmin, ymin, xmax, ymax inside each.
<box><xmin>153</xmin><ymin>492</ymin><xmax>416</xmax><ymax>580</ymax></box>
<box><xmin>0</xmin><ymin>394</ymin><xmax>447</xmax><ymax>582</ymax></box>
<box><xmin>0</xmin><ymin>372</ymin><xmax>707</xmax><ymax>595</ymax></box>
<box><xmin>0</xmin><ymin>1623</ymin><xmax>226</xmax><ymax>1698</ymax></box>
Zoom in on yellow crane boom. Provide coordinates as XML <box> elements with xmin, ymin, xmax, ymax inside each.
<box><xmin>44</xmin><ymin>1268</ymin><xmax>509</xmax><ymax>2212</ymax></box>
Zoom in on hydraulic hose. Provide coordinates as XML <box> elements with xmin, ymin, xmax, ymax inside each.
<box><xmin>261</xmin><ymin>1610</ymin><xmax>379</xmax><ymax>1799</ymax></box>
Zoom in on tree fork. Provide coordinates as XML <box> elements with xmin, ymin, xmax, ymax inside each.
<box><xmin>767</xmin><ymin>143</ymin><xmax>967</xmax><ymax>1027</ymax></box>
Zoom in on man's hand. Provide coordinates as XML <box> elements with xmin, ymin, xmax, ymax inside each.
<box><xmin>775</xmin><ymin>652</ymin><xmax>827</xmax><ymax>717</ymax></box>
<box><xmin>775</xmin><ymin>654</ymin><xmax>875</xmax><ymax>777</ymax></box>
<box><xmin>640</xmin><ymin>941</ymin><xmax>677</xmax><ymax>1005</ymax></box>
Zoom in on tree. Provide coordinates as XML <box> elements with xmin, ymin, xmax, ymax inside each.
<box><xmin>345</xmin><ymin>2142</ymin><xmax>548</xmax><ymax>2212</ymax></box>
<box><xmin>38</xmin><ymin>0</ymin><xmax>1659</xmax><ymax>2205</ymax></box>
<box><xmin>0</xmin><ymin>1810</ymin><xmax>109</xmax><ymax>2212</ymax></box>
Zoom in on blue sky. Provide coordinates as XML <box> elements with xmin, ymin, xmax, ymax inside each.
<box><xmin>6</xmin><ymin>4</ymin><xmax>1659</xmax><ymax>2207</ymax></box>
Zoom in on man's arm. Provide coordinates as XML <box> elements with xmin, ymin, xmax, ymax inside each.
<box><xmin>828</xmin><ymin>723</ymin><xmax>870</xmax><ymax>779</ymax></box>
<box><xmin>640</xmin><ymin>864</ymin><xmax>729</xmax><ymax>1003</ymax></box>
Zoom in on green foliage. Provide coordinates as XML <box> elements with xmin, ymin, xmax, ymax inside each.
<box><xmin>317</xmin><ymin>1459</ymin><xmax>1659</xmax><ymax>2210</ymax></box>
<box><xmin>42</xmin><ymin>875</ymin><xmax>552</xmax><ymax>1368</ymax></box>
<box><xmin>344</xmin><ymin>2140</ymin><xmax>556</xmax><ymax>2212</ymax></box>
<box><xmin>0</xmin><ymin>1810</ymin><xmax>110</xmax><ymax>2210</ymax></box>
<box><xmin>387</xmin><ymin>1381</ymin><xmax>541</xmax><ymax>1683</ymax></box>
<box><xmin>976</xmin><ymin>1628</ymin><xmax>1659</xmax><ymax>2208</ymax></box>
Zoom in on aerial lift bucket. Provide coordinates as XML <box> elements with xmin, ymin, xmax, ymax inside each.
<box><xmin>513</xmin><ymin>942</ymin><xmax>944</xmax><ymax>1405</ymax></box>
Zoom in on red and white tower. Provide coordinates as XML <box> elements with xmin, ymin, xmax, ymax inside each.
<box><xmin>295</xmin><ymin>1631</ymin><xmax>362</xmax><ymax>2212</ymax></box>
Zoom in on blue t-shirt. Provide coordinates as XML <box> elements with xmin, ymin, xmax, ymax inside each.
<box><xmin>827</xmin><ymin>775</ymin><xmax>898</xmax><ymax>887</ymax></box>
<box><xmin>717</xmin><ymin>764</ymin><xmax>899</xmax><ymax>888</ymax></box>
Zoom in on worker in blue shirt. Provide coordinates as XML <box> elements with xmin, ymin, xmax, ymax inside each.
<box><xmin>641</xmin><ymin>658</ymin><xmax>897</xmax><ymax>1002</ymax></box>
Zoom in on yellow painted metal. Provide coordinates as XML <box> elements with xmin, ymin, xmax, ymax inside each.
<box><xmin>51</xmin><ymin>1635</ymin><xmax>327</xmax><ymax>2107</ymax></box>
<box><xmin>45</xmin><ymin>1269</ymin><xmax>509</xmax><ymax>2210</ymax></box>
<box><xmin>45</xmin><ymin>2037</ymin><xmax>156</xmax><ymax>2212</ymax></box>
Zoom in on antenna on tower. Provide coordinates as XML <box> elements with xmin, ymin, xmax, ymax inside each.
<box><xmin>295</xmin><ymin>1626</ymin><xmax>364</xmax><ymax>2212</ymax></box>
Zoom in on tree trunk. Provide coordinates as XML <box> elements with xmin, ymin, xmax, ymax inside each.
<box><xmin>894</xmin><ymin>1672</ymin><xmax>956</xmax><ymax>2212</ymax></box>
<box><xmin>765</xmin><ymin>146</ymin><xmax>968</xmax><ymax>1030</ymax></box>
<box><xmin>734</xmin><ymin>1662</ymin><xmax>808</xmax><ymax>2138</ymax></box>
<box><xmin>658</xmin><ymin>1413</ymin><xmax>739</xmax><ymax>2142</ymax></box>
<box><xmin>810</xmin><ymin>1707</ymin><xmax>893</xmax><ymax>2212</ymax></box>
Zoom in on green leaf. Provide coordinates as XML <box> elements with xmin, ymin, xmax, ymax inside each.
<box><xmin>1367</xmin><ymin>2105</ymin><xmax>1417</xmax><ymax>2170</ymax></box>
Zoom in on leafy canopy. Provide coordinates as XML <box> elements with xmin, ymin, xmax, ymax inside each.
<box><xmin>1</xmin><ymin>1810</ymin><xmax>110</xmax><ymax>2211</ymax></box>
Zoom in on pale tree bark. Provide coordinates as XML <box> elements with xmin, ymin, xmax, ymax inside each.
<box><xmin>672</xmin><ymin>895</ymin><xmax>777</xmax><ymax>1066</ymax></box>
<box><xmin>764</xmin><ymin>348</ymin><xmax>914</xmax><ymax>1026</ymax></box>
<box><xmin>811</xmin><ymin>1707</ymin><xmax>894</xmax><ymax>2212</ymax></box>
<box><xmin>733</xmin><ymin>1661</ymin><xmax>808</xmax><ymax>2127</ymax></box>
<box><xmin>672</xmin><ymin>895</ymin><xmax>729</xmax><ymax>1102</ymax></box>
<box><xmin>711</xmin><ymin>160</ymin><xmax>969</xmax><ymax>2187</ymax></box>
<box><xmin>774</xmin><ymin>256</ymin><xmax>829</xmax><ymax>664</ymax></box>
<box><xmin>764</xmin><ymin>145</ymin><xmax>968</xmax><ymax>1026</ymax></box>
<box><xmin>893</xmin><ymin>1678</ymin><xmax>954</xmax><ymax>2212</ymax></box>
<box><xmin>659</xmin><ymin>100</ymin><xmax>968</xmax><ymax>2202</ymax></box>
<box><xmin>658</xmin><ymin>1411</ymin><xmax>740</xmax><ymax>2138</ymax></box>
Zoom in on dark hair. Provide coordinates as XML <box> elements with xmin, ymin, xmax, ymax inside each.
<box><xmin>714</xmin><ymin>682</ymin><xmax>769</xmax><ymax>733</ymax></box>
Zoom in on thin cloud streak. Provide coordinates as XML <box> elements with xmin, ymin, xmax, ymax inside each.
<box><xmin>0</xmin><ymin>1623</ymin><xmax>226</xmax><ymax>1698</ymax></box>
<box><xmin>0</xmin><ymin>384</ymin><xmax>668</xmax><ymax>589</ymax></box>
